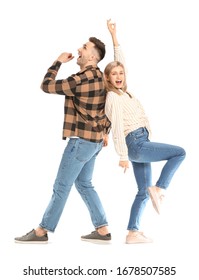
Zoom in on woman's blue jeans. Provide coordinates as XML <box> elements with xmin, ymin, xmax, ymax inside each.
<box><xmin>39</xmin><ymin>138</ymin><xmax>108</xmax><ymax>232</ymax></box>
<box><xmin>125</xmin><ymin>127</ymin><xmax>186</xmax><ymax>231</ymax></box>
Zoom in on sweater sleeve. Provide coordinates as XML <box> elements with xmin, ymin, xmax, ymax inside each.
<box><xmin>114</xmin><ymin>46</ymin><xmax>127</xmax><ymax>70</ymax></box>
<box><xmin>105</xmin><ymin>92</ymin><xmax>129</xmax><ymax>161</ymax></box>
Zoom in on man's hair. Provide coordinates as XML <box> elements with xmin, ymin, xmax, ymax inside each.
<box><xmin>89</xmin><ymin>37</ymin><xmax>106</xmax><ymax>61</ymax></box>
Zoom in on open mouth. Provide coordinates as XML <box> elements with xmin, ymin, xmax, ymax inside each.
<box><xmin>116</xmin><ymin>80</ymin><xmax>122</xmax><ymax>85</ymax></box>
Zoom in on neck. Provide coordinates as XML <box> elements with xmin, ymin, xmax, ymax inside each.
<box><xmin>80</xmin><ymin>63</ymin><xmax>97</xmax><ymax>70</ymax></box>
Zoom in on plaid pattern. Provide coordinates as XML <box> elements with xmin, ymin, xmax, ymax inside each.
<box><xmin>41</xmin><ymin>61</ymin><xmax>111</xmax><ymax>142</ymax></box>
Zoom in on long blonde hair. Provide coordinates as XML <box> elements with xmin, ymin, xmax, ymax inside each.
<box><xmin>104</xmin><ymin>61</ymin><xmax>128</xmax><ymax>95</ymax></box>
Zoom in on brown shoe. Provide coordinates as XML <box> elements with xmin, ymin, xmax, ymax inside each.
<box><xmin>15</xmin><ymin>229</ymin><xmax>48</xmax><ymax>244</ymax></box>
<box><xmin>126</xmin><ymin>231</ymin><xmax>153</xmax><ymax>244</ymax></box>
<box><xmin>81</xmin><ymin>231</ymin><xmax>111</xmax><ymax>244</ymax></box>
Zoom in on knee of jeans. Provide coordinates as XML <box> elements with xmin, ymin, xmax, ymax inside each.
<box><xmin>137</xmin><ymin>188</ymin><xmax>149</xmax><ymax>199</ymax></box>
<box><xmin>75</xmin><ymin>180</ymin><xmax>82</xmax><ymax>191</ymax></box>
<box><xmin>182</xmin><ymin>148</ymin><xmax>186</xmax><ymax>158</ymax></box>
<box><xmin>144</xmin><ymin>192</ymin><xmax>150</xmax><ymax>200</ymax></box>
<box><xmin>75</xmin><ymin>179</ymin><xmax>92</xmax><ymax>191</ymax></box>
<box><xmin>177</xmin><ymin>147</ymin><xmax>186</xmax><ymax>162</ymax></box>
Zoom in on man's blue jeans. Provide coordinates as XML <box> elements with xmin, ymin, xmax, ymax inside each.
<box><xmin>39</xmin><ymin>138</ymin><xmax>108</xmax><ymax>232</ymax></box>
<box><xmin>125</xmin><ymin>127</ymin><xmax>186</xmax><ymax>231</ymax></box>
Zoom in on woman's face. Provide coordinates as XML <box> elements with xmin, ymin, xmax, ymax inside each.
<box><xmin>107</xmin><ymin>65</ymin><xmax>125</xmax><ymax>89</ymax></box>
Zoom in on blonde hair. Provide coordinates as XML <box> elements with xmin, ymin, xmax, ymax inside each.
<box><xmin>104</xmin><ymin>61</ymin><xmax>128</xmax><ymax>95</ymax></box>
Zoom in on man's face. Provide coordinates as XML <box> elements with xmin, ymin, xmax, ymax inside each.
<box><xmin>77</xmin><ymin>41</ymin><xmax>96</xmax><ymax>67</ymax></box>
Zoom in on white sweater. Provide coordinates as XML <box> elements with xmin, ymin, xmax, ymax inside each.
<box><xmin>105</xmin><ymin>46</ymin><xmax>151</xmax><ymax>161</ymax></box>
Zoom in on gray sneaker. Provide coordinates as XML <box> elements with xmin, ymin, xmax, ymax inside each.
<box><xmin>15</xmin><ymin>229</ymin><xmax>48</xmax><ymax>244</ymax></box>
<box><xmin>81</xmin><ymin>231</ymin><xmax>111</xmax><ymax>244</ymax></box>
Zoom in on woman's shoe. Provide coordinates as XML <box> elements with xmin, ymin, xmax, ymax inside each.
<box><xmin>148</xmin><ymin>186</ymin><xmax>161</xmax><ymax>214</ymax></box>
<box><xmin>126</xmin><ymin>231</ymin><xmax>153</xmax><ymax>244</ymax></box>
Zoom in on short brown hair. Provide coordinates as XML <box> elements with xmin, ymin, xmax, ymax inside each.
<box><xmin>89</xmin><ymin>37</ymin><xmax>106</xmax><ymax>61</ymax></box>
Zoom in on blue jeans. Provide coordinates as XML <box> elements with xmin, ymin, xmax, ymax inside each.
<box><xmin>125</xmin><ymin>127</ymin><xmax>186</xmax><ymax>231</ymax></box>
<box><xmin>39</xmin><ymin>138</ymin><xmax>108</xmax><ymax>232</ymax></box>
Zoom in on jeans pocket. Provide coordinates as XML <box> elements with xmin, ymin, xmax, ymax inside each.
<box><xmin>133</xmin><ymin>128</ymin><xmax>145</xmax><ymax>140</ymax></box>
<box><xmin>75</xmin><ymin>140</ymin><xmax>97</xmax><ymax>162</ymax></box>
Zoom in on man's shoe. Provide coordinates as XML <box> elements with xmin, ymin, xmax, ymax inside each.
<box><xmin>81</xmin><ymin>231</ymin><xmax>111</xmax><ymax>244</ymax></box>
<box><xmin>15</xmin><ymin>229</ymin><xmax>48</xmax><ymax>244</ymax></box>
<box><xmin>126</xmin><ymin>231</ymin><xmax>153</xmax><ymax>244</ymax></box>
<box><xmin>148</xmin><ymin>186</ymin><xmax>161</xmax><ymax>214</ymax></box>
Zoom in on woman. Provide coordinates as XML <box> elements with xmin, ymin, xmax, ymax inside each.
<box><xmin>105</xmin><ymin>20</ymin><xmax>186</xmax><ymax>244</ymax></box>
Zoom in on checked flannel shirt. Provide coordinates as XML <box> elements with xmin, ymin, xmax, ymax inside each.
<box><xmin>41</xmin><ymin>61</ymin><xmax>111</xmax><ymax>142</ymax></box>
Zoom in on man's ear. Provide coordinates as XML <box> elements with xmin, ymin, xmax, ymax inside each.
<box><xmin>88</xmin><ymin>54</ymin><xmax>95</xmax><ymax>61</ymax></box>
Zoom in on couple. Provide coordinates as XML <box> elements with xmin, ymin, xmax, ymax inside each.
<box><xmin>15</xmin><ymin>20</ymin><xmax>186</xmax><ymax>245</ymax></box>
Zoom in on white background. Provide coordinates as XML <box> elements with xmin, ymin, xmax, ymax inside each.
<box><xmin>0</xmin><ymin>0</ymin><xmax>198</xmax><ymax>279</ymax></box>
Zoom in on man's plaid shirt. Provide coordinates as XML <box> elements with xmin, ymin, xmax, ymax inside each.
<box><xmin>41</xmin><ymin>61</ymin><xmax>111</xmax><ymax>142</ymax></box>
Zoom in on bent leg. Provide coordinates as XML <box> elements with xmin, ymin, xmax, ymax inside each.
<box><xmin>135</xmin><ymin>141</ymin><xmax>186</xmax><ymax>189</ymax></box>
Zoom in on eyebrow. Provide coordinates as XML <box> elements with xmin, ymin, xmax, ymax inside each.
<box><xmin>111</xmin><ymin>69</ymin><xmax>124</xmax><ymax>73</ymax></box>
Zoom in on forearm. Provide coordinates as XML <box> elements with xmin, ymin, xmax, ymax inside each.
<box><xmin>40</xmin><ymin>52</ymin><xmax>74</xmax><ymax>94</ymax></box>
<box><xmin>107</xmin><ymin>19</ymin><xmax>119</xmax><ymax>47</ymax></box>
<box><xmin>40</xmin><ymin>60</ymin><xmax>62</xmax><ymax>93</ymax></box>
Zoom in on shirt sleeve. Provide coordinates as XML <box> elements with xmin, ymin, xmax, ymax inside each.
<box><xmin>105</xmin><ymin>92</ymin><xmax>129</xmax><ymax>161</ymax></box>
<box><xmin>40</xmin><ymin>60</ymin><xmax>79</xmax><ymax>96</ymax></box>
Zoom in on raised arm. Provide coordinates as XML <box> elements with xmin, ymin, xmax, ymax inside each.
<box><xmin>106</xmin><ymin>19</ymin><xmax>126</xmax><ymax>69</ymax></box>
<box><xmin>107</xmin><ymin>19</ymin><xmax>119</xmax><ymax>47</ymax></box>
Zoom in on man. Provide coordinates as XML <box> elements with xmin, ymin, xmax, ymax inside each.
<box><xmin>15</xmin><ymin>37</ymin><xmax>111</xmax><ymax>244</ymax></box>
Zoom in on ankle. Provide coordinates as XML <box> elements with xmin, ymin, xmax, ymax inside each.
<box><xmin>156</xmin><ymin>186</ymin><xmax>166</xmax><ymax>195</ymax></box>
<box><xmin>128</xmin><ymin>230</ymin><xmax>139</xmax><ymax>236</ymax></box>
<box><xmin>96</xmin><ymin>226</ymin><xmax>109</xmax><ymax>235</ymax></box>
<box><xmin>35</xmin><ymin>227</ymin><xmax>47</xmax><ymax>237</ymax></box>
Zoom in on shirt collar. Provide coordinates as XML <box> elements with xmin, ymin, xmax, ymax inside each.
<box><xmin>79</xmin><ymin>65</ymin><xmax>99</xmax><ymax>74</ymax></box>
